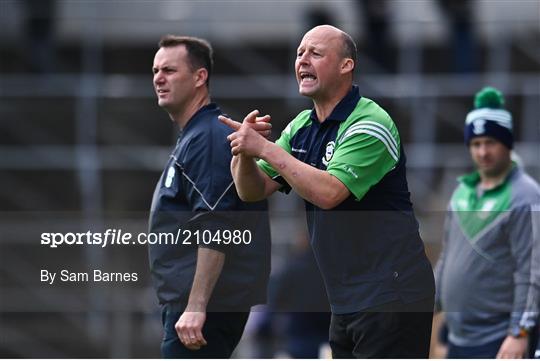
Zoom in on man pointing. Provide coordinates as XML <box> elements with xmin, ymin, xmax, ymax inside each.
<box><xmin>220</xmin><ymin>25</ymin><xmax>435</xmax><ymax>358</ymax></box>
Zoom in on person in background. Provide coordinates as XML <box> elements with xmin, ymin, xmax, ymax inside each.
<box><xmin>269</xmin><ymin>233</ymin><xmax>331</xmax><ymax>358</ymax></box>
<box><xmin>435</xmin><ymin>87</ymin><xmax>540</xmax><ymax>358</ymax></box>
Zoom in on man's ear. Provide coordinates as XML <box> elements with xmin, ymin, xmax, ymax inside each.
<box><xmin>340</xmin><ymin>58</ymin><xmax>354</xmax><ymax>75</ymax></box>
<box><xmin>194</xmin><ymin>68</ymin><xmax>208</xmax><ymax>88</ymax></box>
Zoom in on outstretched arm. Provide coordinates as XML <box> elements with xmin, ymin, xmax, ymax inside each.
<box><xmin>220</xmin><ymin>110</ymin><xmax>349</xmax><ymax>209</ymax></box>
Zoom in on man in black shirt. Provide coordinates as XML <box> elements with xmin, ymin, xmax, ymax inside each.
<box><xmin>148</xmin><ymin>35</ymin><xmax>271</xmax><ymax>358</ymax></box>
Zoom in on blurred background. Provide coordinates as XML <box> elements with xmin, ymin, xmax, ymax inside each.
<box><xmin>0</xmin><ymin>0</ymin><xmax>538</xmax><ymax>357</ymax></box>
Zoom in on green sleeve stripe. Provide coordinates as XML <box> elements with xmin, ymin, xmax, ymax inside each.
<box><xmin>340</xmin><ymin>122</ymin><xmax>399</xmax><ymax>161</ymax></box>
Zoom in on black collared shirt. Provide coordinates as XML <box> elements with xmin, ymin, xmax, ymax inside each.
<box><xmin>148</xmin><ymin>103</ymin><xmax>271</xmax><ymax>311</ymax></box>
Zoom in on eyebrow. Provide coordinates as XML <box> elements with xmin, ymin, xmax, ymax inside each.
<box><xmin>298</xmin><ymin>42</ymin><xmax>326</xmax><ymax>51</ymax></box>
<box><xmin>152</xmin><ymin>65</ymin><xmax>176</xmax><ymax>72</ymax></box>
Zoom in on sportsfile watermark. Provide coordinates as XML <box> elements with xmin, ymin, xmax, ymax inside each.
<box><xmin>4</xmin><ymin>210</ymin><xmax>537</xmax><ymax>309</ymax></box>
<box><xmin>40</xmin><ymin>228</ymin><xmax>253</xmax><ymax>248</ymax></box>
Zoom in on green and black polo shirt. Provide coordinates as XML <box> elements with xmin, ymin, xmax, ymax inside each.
<box><xmin>258</xmin><ymin>85</ymin><xmax>435</xmax><ymax>314</ymax></box>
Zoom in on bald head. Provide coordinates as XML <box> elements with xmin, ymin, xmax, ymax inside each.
<box><xmin>305</xmin><ymin>24</ymin><xmax>342</xmax><ymax>37</ymax></box>
<box><xmin>303</xmin><ymin>25</ymin><xmax>357</xmax><ymax>69</ymax></box>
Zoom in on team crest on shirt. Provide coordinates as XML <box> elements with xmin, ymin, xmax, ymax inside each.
<box><xmin>322</xmin><ymin>141</ymin><xmax>335</xmax><ymax>166</ymax></box>
<box><xmin>164</xmin><ymin>166</ymin><xmax>175</xmax><ymax>188</ymax></box>
<box><xmin>472</xmin><ymin>119</ymin><xmax>486</xmax><ymax>135</ymax></box>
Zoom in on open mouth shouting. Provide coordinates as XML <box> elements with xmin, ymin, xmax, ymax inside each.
<box><xmin>299</xmin><ymin>71</ymin><xmax>317</xmax><ymax>86</ymax></box>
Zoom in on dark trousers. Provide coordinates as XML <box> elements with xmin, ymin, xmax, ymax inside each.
<box><xmin>530</xmin><ymin>322</ymin><xmax>539</xmax><ymax>358</ymax></box>
<box><xmin>447</xmin><ymin>337</ymin><xmax>504</xmax><ymax>359</ymax></box>
<box><xmin>161</xmin><ymin>308</ymin><xmax>249</xmax><ymax>359</ymax></box>
<box><xmin>329</xmin><ymin>297</ymin><xmax>433</xmax><ymax>358</ymax></box>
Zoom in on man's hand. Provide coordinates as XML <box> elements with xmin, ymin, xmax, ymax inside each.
<box><xmin>219</xmin><ymin>110</ymin><xmax>272</xmax><ymax>138</ymax></box>
<box><xmin>219</xmin><ymin>110</ymin><xmax>271</xmax><ymax>158</ymax></box>
<box><xmin>496</xmin><ymin>335</ymin><xmax>528</xmax><ymax>359</ymax></box>
<box><xmin>175</xmin><ymin>311</ymin><xmax>208</xmax><ymax>351</ymax></box>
